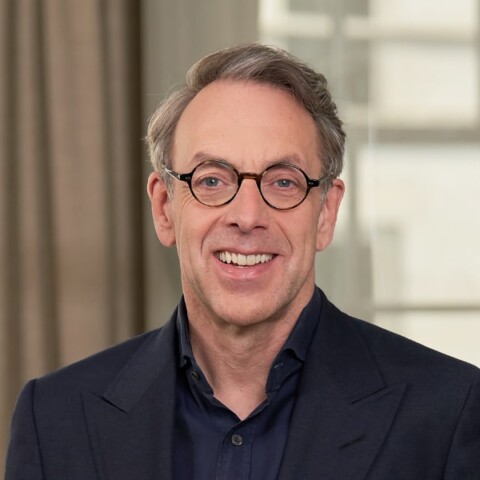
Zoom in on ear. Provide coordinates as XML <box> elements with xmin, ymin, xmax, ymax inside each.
<box><xmin>316</xmin><ymin>178</ymin><xmax>345</xmax><ymax>252</ymax></box>
<box><xmin>147</xmin><ymin>172</ymin><xmax>176</xmax><ymax>247</ymax></box>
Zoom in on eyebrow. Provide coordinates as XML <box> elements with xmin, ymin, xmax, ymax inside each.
<box><xmin>190</xmin><ymin>151</ymin><xmax>226</xmax><ymax>166</ymax></box>
<box><xmin>189</xmin><ymin>151</ymin><xmax>311</xmax><ymax>171</ymax></box>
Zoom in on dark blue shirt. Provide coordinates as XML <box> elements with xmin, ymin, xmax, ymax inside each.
<box><xmin>173</xmin><ymin>289</ymin><xmax>322</xmax><ymax>480</ymax></box>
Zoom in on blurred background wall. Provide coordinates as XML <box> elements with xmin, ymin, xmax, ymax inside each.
<box><xmin>1</xmin><ymin>0</ymin><xmax>479</xmax><ymax>470</ymax></box>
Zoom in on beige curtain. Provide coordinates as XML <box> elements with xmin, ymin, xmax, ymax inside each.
<box><xmin>0</xmin><ymin>0</ymin><xmax>258</xmax><ymax>468</ymax></box>
<box><xmin>0</xmin><ymin>0</ymin><xmax>144</xmax><ymax>464</ymax></box>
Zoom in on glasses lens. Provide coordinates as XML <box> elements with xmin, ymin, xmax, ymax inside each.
<box><xmin>191</xmin><ymin>161</ymin><xmax>238</xmax><ymax>206</ymax></box>
<box><xmin>261</xmin><ymin>164</ymin><xmax>308</xmax><ymax>209</ymax></box>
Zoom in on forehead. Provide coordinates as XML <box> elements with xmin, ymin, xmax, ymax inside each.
<box><xmin>173</xmin><ymin>80</ymin><xmax>320</xmax><ymax>171</ymax></box>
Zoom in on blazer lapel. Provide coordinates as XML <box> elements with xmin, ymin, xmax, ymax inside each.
<box><xmin>279</xmin><ymin>294</ymin><xmax>406</xmax><ymax>480</ymax></box>
<box><xmin>83</xmin><ymin>316</ymin><xmax>178</xmax><ymax>480</ymax></box>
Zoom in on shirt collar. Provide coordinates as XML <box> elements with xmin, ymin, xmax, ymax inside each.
<box><xmin>176</xmin><ymin>288</ymin><xmax>322</xmax><ymax>368</ymax></box>
<box><xmin>176</xmin><ymin>297</ymin><xmax>192</xmax><ymax>368</ymax></box>
<box><xmin>280</xmin><ymin>287</ymin><xmax>322</xmax><ymax>362</ymax></box>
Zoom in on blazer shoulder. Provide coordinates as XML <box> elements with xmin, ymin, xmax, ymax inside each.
<box><xmin>35</xmin><ymin>327</ymin><xmax>165</xmax><ymax>397</ymax></box>
<box><xmin>355</xmin><ymin>314</ymin><xmax>479</xmax><ymax>385</ymax></box>
<box><xmin>323</xmin><ymin>297</ymin><xmax>480</xmax><ymax>386</ymax></box>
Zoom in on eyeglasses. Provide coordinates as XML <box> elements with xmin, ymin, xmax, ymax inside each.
<box><xmin>163</xmin><ymin>160</ymin><xmax>330</xmax><ymax>210</ymax></box>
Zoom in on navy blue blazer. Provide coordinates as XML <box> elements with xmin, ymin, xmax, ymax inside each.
<box><xmin>5</xmin><ymin>290</ymin><xmax>480</xmax><ymax>479</ymax></box>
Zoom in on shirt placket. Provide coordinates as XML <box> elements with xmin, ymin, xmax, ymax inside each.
<box><xmin>216</xmin><ymin>422</ymin><xmax>256</xmax><ymax>480</ymax></box>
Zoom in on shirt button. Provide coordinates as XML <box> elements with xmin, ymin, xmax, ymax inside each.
<box><xmin>231</xmin><ymin>433</ymin><xmax>243</xmax><ymax>446</ymax></box>
<box><xmin>190</xmin><ymin>371</ymin><xmax>199</xmax><ymax>381</ymax></box>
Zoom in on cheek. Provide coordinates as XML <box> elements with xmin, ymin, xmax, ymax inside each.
<box><xmin>296</xmin><ymin>216</ymin><xmax>322</xmax><ymax>261</ymax></box>
<box><xmin>173</xmin><ymin>203</ymin><xmax>217</xmax><ymax>261</ymax></box>
<box><xmin>279</xmin><ymin>214</ymin><xmax>319</xmax><ymax>259</ymax></box>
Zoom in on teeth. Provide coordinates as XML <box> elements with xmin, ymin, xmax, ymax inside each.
<box><xmin>237</xmin><ymin>254</ymin><xmax>247</xmax><ymax>266</ymax></box>
<box><xmin>218</xmin><ymin>251</ymin><xmax>274</xmax><ymax>266</ymax></box>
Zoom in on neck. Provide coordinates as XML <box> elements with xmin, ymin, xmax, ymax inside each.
<box><xmin>186</xmin><ymin>302</ymin><xmax>306</xmax><ymax>420</ymax></box>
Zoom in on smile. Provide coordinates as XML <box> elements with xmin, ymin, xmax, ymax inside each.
<box><xmin>216</xmin><ymin>251</ymin><xmax>275</xmax><ymax>266</ymax></box>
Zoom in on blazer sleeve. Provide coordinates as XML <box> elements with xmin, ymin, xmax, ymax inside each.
<box><xmin>4</xmin><ymin>379</ymin><xmax>45</xmax><ymax>480</ymax></box>
<box><xmin>443</xmin><ymin>372</ymin><xmax>480</xmax><ymax>479</ymax></box>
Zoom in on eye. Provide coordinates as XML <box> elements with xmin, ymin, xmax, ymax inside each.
<box><xmin>193</xmin><ymin>161</ymin><xmax>237</xmax><ymax>191</ymax></box>
<box><xmin>195</xmin><ymin>172</ymin><xmax>231</xmax><ymax>190</ymax></box>
<box><xmin>262</xmin><ymin>165</ymin><xmax>307</xmax><ymax>200</ymax></box>
<box><xmin>265</xmin><ymin>173</ymin><xmax>302</xmax><ymax>190</ymax></box>
<box><xmin>200</xmin><ymin>176</ymin><xmax>221</xmax><ymax>188</ymax></box>
<box><xmin>275</xmin><ymin>178</ymin><xmax>294</xmax><ymax>188</ymax></box>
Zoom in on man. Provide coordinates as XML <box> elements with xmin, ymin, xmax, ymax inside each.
<box><xmin>5</xmin><ymin>44</ymin><xmax>480</xmax><ymax>479</ymax></box>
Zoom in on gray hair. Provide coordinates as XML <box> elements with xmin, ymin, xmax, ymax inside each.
<box><xmin>146</xmin><ymin>43</ymin><xmax>345</xmax><ymax>190</ymax></box>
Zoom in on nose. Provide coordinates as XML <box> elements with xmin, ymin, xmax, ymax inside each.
<box><xmin>223</xmin><ymin>178</ymin><xmax>269</xmax><ymax>232</ymax></box>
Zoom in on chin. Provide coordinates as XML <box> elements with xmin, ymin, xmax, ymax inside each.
<box><xmin>211</xmin><ymin>299</ymin><xmax>283</xmax><ymax>328</ymax></box>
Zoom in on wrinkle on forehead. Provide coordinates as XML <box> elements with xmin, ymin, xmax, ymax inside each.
<box><xmin>173</xmin><ymin>81</ymin><xmax>322</xmax><ymax>175</ymax></box>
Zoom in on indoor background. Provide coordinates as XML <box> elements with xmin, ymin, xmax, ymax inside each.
<box><xmin>1</xmin><ymin>0</ymin><xmax>479</xmax><ymax>468</ymax></box>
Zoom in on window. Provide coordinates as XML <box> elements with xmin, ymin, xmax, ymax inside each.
<box><xmin>260</xmin><ymin>0</ymin><xmax>480</xmax><ymax>365</ymax></box>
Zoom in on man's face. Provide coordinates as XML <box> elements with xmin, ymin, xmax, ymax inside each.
<box><xmin>148</xmin><ymin>80</ymin><xmax>344</xmax><ymax>328</ymax></box>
